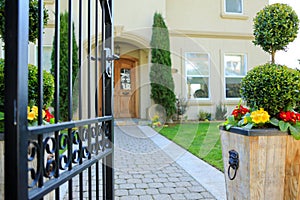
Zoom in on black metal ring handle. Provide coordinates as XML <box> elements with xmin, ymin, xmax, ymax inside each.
<box><xmin>228</xmin><ymin>149</ymin><xmax>239</xmax><ymax>180</ymax></box>
<box><xmin>228</xmin><ymin>165</ymin><xmax>238</xmax><ymax>180</ymax></box>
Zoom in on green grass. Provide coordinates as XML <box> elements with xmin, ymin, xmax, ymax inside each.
<box><xmin>155</xmin><ymin>122</ymin><xmax>224</xmax><ymax>171</ymax></box>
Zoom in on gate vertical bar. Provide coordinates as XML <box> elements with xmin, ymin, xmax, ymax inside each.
<box><xmin>101</xmin><ymin>0</ymin><xmax>114</xmax><ymax>199</ymax></box>
<box><xmin>4</xmin><ymin>0</ymin><xmax>29</xmax><ymax>199</ymax></box>
<box><xmin>37</xmin><ymin>0</ymin><xmax>45</xmax><ymax>193</ymax></box>
<box><xmin>87</xmin><ymin>0</ymin><xmax>93</xmax><ymax>199</ymax></box>
<box><xmin>53</xmin><ymin>1</ymin><xmax>61</xmax><ymax>199</ymax></box>
<box><xmin>68</xmin><ymin>1</ymin><xmax>74</xmax><ymax>199</ymax></box>
<box><xmin>78</xmin><ymin>0</ymin><xmax>84</xmax><ymax>199</ymax></box>
<box><xmin>94</xmin><ymin>0</ymin><xmax>100</xmax><ymax>199</ymax></box>
<box><xmin>54</xmin><ymin>1</ymin><xmax>61</xmax><ymax>199</ymax></box>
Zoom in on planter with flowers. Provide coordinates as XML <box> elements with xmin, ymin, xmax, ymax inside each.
<box><xmin>220</xmin><ymin>3</ymin><xmax>300</xmax><ymax>200</ymax></box>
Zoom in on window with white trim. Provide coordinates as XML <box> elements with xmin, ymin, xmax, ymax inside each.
<box><xmin>224</xmin><ymin>53</ymin><xmax>247</xmax><ymax>98</ymax></box>
<box><xmin>185</xmin><ymin>52</ymin><xmax>210</xmax><ymax>99</ymax></box>
<box><xmin>225</xmin><ymin>0</ymin><xmax>243</xmax><ymax>14</ymax></box>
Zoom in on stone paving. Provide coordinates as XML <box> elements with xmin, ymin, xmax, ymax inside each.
<box><xmin>63</xmin><ymin>125</ymin><xmax>219</xmax><ymax>199</ymax></box>
<box><xmin>114</xmin><ymin>125</ymin><xmax>216</xmax><ymax>200</ymax></box>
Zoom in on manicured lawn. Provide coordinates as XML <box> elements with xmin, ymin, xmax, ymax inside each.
<box><xmin>155</xmin><ymin>122</ymin><xmax>224</xmax><ymax>171</ymax></box>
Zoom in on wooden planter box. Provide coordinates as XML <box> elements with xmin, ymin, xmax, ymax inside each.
<box><xmin>220</xmin><ymin>127</ymin><xmax>300</xmax><ymax>200</ymax></box>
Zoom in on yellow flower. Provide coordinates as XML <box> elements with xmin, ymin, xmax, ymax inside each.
<box><xmin>152</xmin><ymin>114</ymin><xmax>159</xmax><ymax>122</ymax></box>
<box><xmin>27</xmin><ymin>105</ymin><xmax>47</xmax><ymax>123</ymax></box>
<box><xmin>31</xmin><ymin>106</ymin><xmax>38</xmax><ymax>117</ymax></box>
<box><xmin>42</xmin><ymin>109</ymin><xmax>46</xmax><ymax>118</ymax></box>
<box><xmin>244</xmin><ymin>117</ymin><xmax>248</xmax><ymax>124</ymax></box>
<box><xmin>28</xmin><ymin>111</ymin><xmax>36</xmax><ymax>121</ymax></box>
<box><xmin>250</xmin><ymin>108</ymin><xmax>270</xmax><ymax>124</ymax></box>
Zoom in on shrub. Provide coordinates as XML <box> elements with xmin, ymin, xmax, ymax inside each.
<box><xmin>0</xmin><ymin>58</ymin><xmax>54</xmax><ymax>111</ymax></box>
<box><xmin>28</xmin><ymin>64</ymin><xmax>54</xmax><ymax>107</ymax></box>
<box><xmin>253</xmin><ymin>3</ymin><xmax>299</xmax><ymax>63</ymax></box>
<box><xmin>150</xmin><ymin>12</ymin><xmax>176</xmax><ymax>120</ymax></box>
<box><xmin>0</xmin><ymin>0</ymin><xmax>49</xmax><ymax>43</ymax></box>
<box><xmin>240</xmin><ymin>63</ymin><xmax>300</xmax><ymax>116</ymax></box>
<box><xmin>51</xmin><ymin>12</ymin><xmax>79</xmax><ymax>121</ymax></box>
<box><xmin>198</xmin><ymin>110</ymin><xmax>211</xmax><ymax>121</ymax></box>
<box><xmin>176</xmin><ymin>97</ymin><xmax>188</xmax><ymax>116</ymax></box>
<box><xmin>215</xmin><ymin>103</ymin><xmax>227</xmax><ymax>120</ymax></box>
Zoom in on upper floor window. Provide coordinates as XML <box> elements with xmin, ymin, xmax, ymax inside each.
<box><xmin>224</xmin><ymin>53</ymin><xmax>247</xmax><ymax>98</ymax></box>
<box><xmin>185</xmin><ymin>52</ymin><xmax>210</xmax><ymax>99</ymax></box>
<box><xmin>225</xmin><ymin>0</ymin><xmax>243</xmax><ymax>14</ymax></box>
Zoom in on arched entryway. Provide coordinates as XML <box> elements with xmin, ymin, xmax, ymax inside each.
<box><xmin>114</xmin><ymin>57</ymin><xmax>139</xmax><ymax>118</ymax></box>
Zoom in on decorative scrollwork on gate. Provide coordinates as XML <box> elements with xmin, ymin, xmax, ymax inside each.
<box><xmin>43</xmin><ymin>135</ymin><xmax>56</xmax><ymax>178</ymax></box>
<box><xmin>28</xmin><ymin>141</ymin><xmax>41</xmax><ymax>188</ymax></box>
<box><xmin>27</xmin><ymin>121</ymin><xmax>111</xmax><ymax>188</ymax></box>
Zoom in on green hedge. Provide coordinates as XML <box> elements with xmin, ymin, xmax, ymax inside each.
<box><xmin>0</xmin><ymin>58</ymin><xmax>54</xmax><ymax>111</ymax></box>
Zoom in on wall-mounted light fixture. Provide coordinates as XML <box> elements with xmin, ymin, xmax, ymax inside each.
<box><xmin>115</xmin><ymin>44</ymin><xmax>120</xmax><ymax>56</ymax></box>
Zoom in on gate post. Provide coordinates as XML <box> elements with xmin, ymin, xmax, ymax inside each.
<box><xmin>4</xmin><ymin>0</ymin><xmax>29</xmax><ymax>199</ymax></box>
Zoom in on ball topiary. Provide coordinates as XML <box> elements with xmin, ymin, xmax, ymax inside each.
<box><xmin>0</xmin><ymin>58</ymin><xmax>54</xmax><ymax>112</ymax></box>
<box><xmin>253</xmin><ymin>3</ymin><xmax>299</xmax><ymax>63</ymax></box>
<box><xmin>240</xmin><ymin>63</ymin><xmax>300</xmax><ymax>116</ymax></box>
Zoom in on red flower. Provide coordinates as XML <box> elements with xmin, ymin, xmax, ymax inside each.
<box><xmin>231</xmin><ymin>105</ymin><xmax>250</xmax><ymax>120</ymax></box>
<box><xmin>278</xmin><ymin>111</ymin><xmax>300</xmax><ymax>124</ymax></box>
<box><xmin>45</xmin><ymin>109</ymin><xmax>54</xmax><ymax>122</ymax></box>
<box><xmin>297</xmin><ymin>113</ymin><xmax>300</xmax><ymax>121</ymax></box>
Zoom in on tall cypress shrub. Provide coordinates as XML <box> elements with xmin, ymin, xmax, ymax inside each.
<box><xmin>51</xmin><ymin>12</ymin><xmax>79</xmax><ymax>121</ymax></box>
<box><xmin>150</xmin><ymin>13</ymin><xmax>176</xmax><ymax>120</ymax></box>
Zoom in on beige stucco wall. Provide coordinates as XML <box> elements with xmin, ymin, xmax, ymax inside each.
<box><xmin>166</xmin><ymin>0</ymin><xmax>267</xmax><ymax>34</ymax></box>
<box><xmin>170</xmin><ymin>35</ymin><xmax>268</xmax><ymax>120</ymax></box>
<box><xmin>115</xmin><ymin>0</ymin><xmax>166</xmax><ymax>31</ymax></box>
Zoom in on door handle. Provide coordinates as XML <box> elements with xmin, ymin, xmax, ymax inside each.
<box><xmin>122</xmin><ymin>91</ymin><xmax>129</xmax><ymax>95</ymax></box>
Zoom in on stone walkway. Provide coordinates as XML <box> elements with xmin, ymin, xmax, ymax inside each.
<box><xmin>114</xmin><ymin>125</ymin><xmax>216</xmax><ymax>200</ymax></box>
<box><xmin>63</xmin><ymin>124</ymin><xmax>226</xmax><ymax>199</ymax></box>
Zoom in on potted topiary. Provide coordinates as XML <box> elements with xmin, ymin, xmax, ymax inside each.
<box><xmin>220</xmin><ymin>3</ymin><xmax>300</xmax><ymax>200</ymax></box>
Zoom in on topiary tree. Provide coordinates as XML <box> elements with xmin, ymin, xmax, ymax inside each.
<box><xmin>0</xmin><ymin>0</ymin><xmax>49</xmax><ymax>43</ymax></box>
<box><xmin>253</xmin><ymin>3</ymin><xmax>299</xmax><ymax>63</ymax></box>
<box><xmin>240</xmin><ymin>63</ymin><xmax>300</xmax><ymax>116</ymax></box>
<box><xmin>150</xmin><ymin>12</ymin><xmax>176</xmax><ymax>120</ymax></box>
<box><xmin>241</xmin><ymin>3</ymin><xmax>300</xmax><ymax>117</ymax></box>
<box><xmin>51</xmin><ymin>12</ymin><xmax>79</xmax><ymax>121</ymax></box>
<box><xmin>0</xmin><ymin>58</ymin><xmax>54</xmax><ymax>112</ymax></box>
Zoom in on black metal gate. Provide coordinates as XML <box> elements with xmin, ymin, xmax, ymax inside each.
<box><xmin>4</xmin><ymin>0</ymin><xmax>115</xmax><ymax>199</ymax></box>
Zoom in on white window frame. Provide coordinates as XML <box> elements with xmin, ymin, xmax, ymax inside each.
<box><xmin>185</xmin><ymin>52</ymin><xmax>210</xmax><ymax>100</ymax></box>
<box><xmin>224</xmin><ymin>53</ymin><xmax>247</xmax><ymax>99</ymax></box>
<box><xmin>224</xmin><ymin>0</ymin><xmax>243</xmax><ymax>15</ymax></box>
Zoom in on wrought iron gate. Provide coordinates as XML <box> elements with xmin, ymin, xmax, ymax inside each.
<box><xmin>3</xmin><ymin>0</ymin><xmax>115</xmax><ymax>199</ymax></box>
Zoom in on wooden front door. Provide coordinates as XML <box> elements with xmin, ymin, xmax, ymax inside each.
<box><xmin>114</xmin><ymin>58</ymin><xmax>138</xmax><ymax>118</ymax></box>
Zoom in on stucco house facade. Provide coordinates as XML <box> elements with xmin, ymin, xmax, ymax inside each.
<box><xmin>3</xmin><ymin>0</ymin><xmax>270</xmax><ymax>120</ymax></box>
<box><xmin>113</xmin><ymin>0</ymin><xmax>269</xmax><ymax>120</ymax></box>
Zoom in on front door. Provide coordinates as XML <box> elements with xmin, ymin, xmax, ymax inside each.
<box><xmin>114</xmin><ymin>58</ymin><xmax>138</xmax><ymax>118</ymax></box>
